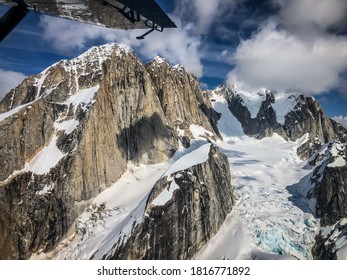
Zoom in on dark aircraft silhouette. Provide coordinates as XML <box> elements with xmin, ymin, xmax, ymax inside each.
<box><xmin>0</xmin><ymin>0</ymin><xmax>176</xmax><ymax>42</ymax></box>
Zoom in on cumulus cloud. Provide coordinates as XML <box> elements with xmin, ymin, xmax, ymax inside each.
<box><xmin>0</xmin><ymin>69</ymin><xmax>26</xmax><ymax>100</ymax></box>
<box><xmin>39</xmin><ymin>15</ymin><xmax>203</xmax><ymax>77</ymax></box>
<box><xmin>227</xmin><ymin>0</ymin><xmax>347</xmax><ymax>95</ymax></box>
<box><xmin>227</xmin><ymin>21</ymin><xmax>347</xmax><ymax>94</ymax></box>
<box><xmin>173</xmin><ymin>0</ymin><xmax>237</xmax><ymax>34</ymax></box>
<box><xmin>174</xmin><ymin>0</ymin><xmax>219</xmax><ymax>34</ymax></box>
<box><xmin>332</xmin><ymin>115</ymin><xmax>347</xmax><ymax>129</ymax></box>
<box><xmin>273</xmin><ymin>0</ymin><xmax>347</xmax><ymax>32</ymax></box>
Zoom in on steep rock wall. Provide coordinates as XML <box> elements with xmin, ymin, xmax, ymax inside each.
<box><xmin>106</xmin><ymin>145</ymin><xmax>234</xmax><ymax>260</ymax></box>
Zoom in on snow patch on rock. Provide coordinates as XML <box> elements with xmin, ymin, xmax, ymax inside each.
<box><xmin>272</xmin><ymin>93</ymin><xmax>300</xmax><ymax>125</ymax></box>
<box><xmin>24</xmin><ymin>135</ymin><xmax>65</xmax><ymax>175</ymax></box>
<box><xmin>235</xmin><ymin>89</ymin><xmax>268</xmax><ymax>118</ymax></box>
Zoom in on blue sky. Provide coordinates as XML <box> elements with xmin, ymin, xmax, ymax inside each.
<box><xmin>1</xmin><ymin>0</ymin><xmax>347</xmax><ymax>118</ymax></box>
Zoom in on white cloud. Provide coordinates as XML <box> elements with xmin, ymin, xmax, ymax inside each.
<box><xmin>227</xmin><ymin>21</ymin><xmax>347</xmax><ymax>94</ymax></box>
<box><xmin>0</xmin><ymin>69</ymin><xmax>26</xmax><ymax>101</ymax></box>
<box><xmin>227</xmin><ymin>0</ymin><xmax>347</xmax><ymax>95</ymax></box>
<box><xmin>174</xmin><ymin>0</ymin><xmax>219</xmax><ymax>34</ymax></box>
<box><xmin>39</xmin><ymin>15</ymin><xmax>203</xmax><ymax>77</ymax></box>
<box><xmin>273</xmin><ymin>0</ymin><xmax>347</xmax><ymax>32</ymax></box>
<box><xmin>173</xmin><ymin>0</ymin><xmax>237</xmax><ymax>34</ymax></box>
<box><xmin>332</xmin><ymin>115</ymin><xmax>347</xmax><ymax>129</ymax></box>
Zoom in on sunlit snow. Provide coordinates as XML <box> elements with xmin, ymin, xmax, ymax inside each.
<box><xmin>162</xmin><ymin>143</ymin><xmax>211</xmax><ymax>178</ymax></box>
<box><xmin>24</xmin><ymin>135</ymin><xmax>65</xmax><ymax>175</ymax></box>
<box><xmin>328</xmin><ymin>142</ymin><xmax>346</xmax><ymax>168</ymax></box>
<box><xmin>235</xmin><ymin>89</ymin><xmax>267</xmax><ymax>118</ymax></box>
<box><xmin>151</xmin><ymin>179</ymin><xmax>180</xmax><ymax>206</ymax></box>
<box><xmin>0</xmin><ymin>101</ymin><xmax>35</xmax><ymax>122</ymax></box>
<box><xmin>63</xmin><ymin>85</ymin><xmax>99</xmax><ymax>112</ymax></box>
<box><xmin>55</xmin><ymin>119</ymin><xmax>79</xmax><ymax>134</ymax></box>
<box><xmin>189</xmin><ymin>124</ymin><xmax>214</xmax><ymax>139</ymax></box>
<box><xmin>272</xmin><ymin>93</ymin><xmax>299</xmax><ymax>125</ymax></box>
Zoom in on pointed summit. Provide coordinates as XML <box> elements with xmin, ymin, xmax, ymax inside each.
<box><xmin>152</xmin><ymin>56</ymin><xmax>167</xmax><ymax>64</ymax></box>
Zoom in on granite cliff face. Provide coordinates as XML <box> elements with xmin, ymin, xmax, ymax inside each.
<box><xmin>0</xmin><ymin>44</ymin><xmax>220</xmax><ymax>259</ymax></box>
<box><xmin>145</xmin><ymin>58</ymin><xmax>221</xmax><ymax>145</ymax></box>
<box><xmin>308</xmin><ymin>142</ymin><xmax>347</xmax><ymax>259</ymax></box>
<box><xmin>103</xmin><ymin>145</ymin><xmax>234</xmax><ymax>260</ymax></box>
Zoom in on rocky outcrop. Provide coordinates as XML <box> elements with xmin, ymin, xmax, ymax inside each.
<box><xmin>304</xmin><ymin>142</ymin><xmax>347</xmax><ymax>259</ymax></box>
<box><xmin>315</xmin><ymin>165</ymin><xmax>347</xmax><ymax>226</ymax></box>
<box><xmin>104</xmin><ymin>145</ymin><xmax>234</xmax><ymax>260</ymax></box>
<box><xmin>146</xmin><ymin>58</ymin><xmax>220</xmax><ymax>146</ymax></box>
<box><xmin>0</xmin><ymin>44</ymin><xmax>220</xmax><ymax>259</ymax></box>
<box><xmin>220</xmin><ymin>87</ymin><xmax>283</xmax><ymax>139</ymax></box>
<box><xmin>216</xmin><ymin>85</ymin><xmax>347</xmax><ymax>159</ymax></box>
<box><xmin>305</xmin><ymin>142</ymin><xmax>347</xmax><ymax>227</ymax></box>
<box><xmin>312</xmin><ymin>218</ymin><xmax>347</xmax><ymax>260</ymax></box>
<box><xmin>312</xmin><ymin>232</ymin><xmax>338</xmax><ymax>260</ymax></box>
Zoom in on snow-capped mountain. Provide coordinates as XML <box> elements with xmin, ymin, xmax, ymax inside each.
<box><xmin>216</xmin><ymin>85</ymin><xmax>346</xmax><ymax>159</ymax></box>
<box><xmin>0</xmin><ymin>43</ymin><xmax>346</xmax><ymax>260</ymax></box>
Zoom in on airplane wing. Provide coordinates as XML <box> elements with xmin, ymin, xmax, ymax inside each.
<box><xmin>0</xmin><ymin>0</ymin><xmax>176</xmax><ymax>42</ymax></box>
<box><xmin>0</xmin><ymin>0</ymin><xmax>176</xmax><ymax>30</ymax></box>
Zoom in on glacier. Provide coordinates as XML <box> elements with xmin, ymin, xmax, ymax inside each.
<box><xmin>197</xmin><ymin>91</ymin><xmax>318</xmax><ymax>260</ymax></box>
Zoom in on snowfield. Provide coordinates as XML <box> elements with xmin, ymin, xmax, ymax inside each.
<box><xmin>31</xmin><ymin>91</ymin><xmax>341</xmax><ymax>260</ymax></box>
<box><xmin>197</xmin><ymin>92</ymin><xmax>317</xmax><ymax>260</ymax></box>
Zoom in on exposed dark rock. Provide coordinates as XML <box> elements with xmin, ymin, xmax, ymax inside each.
<box><xmin>312</xmin><ymin>232</ymin><xmax>337</xmax><ymax>260</ymax></box>
<box><xmin>312</xmin><ymin>218</ymin><xmax>347</xmax><ymax>260</ymax></box>
<box><xmin>306</xmin><ymin>143</ymin><xmax>347</xmax><ymax>259</ymax></box>
<box><xmin>0</xmin><ymin>173</ymin><xmax>67</xmax><ymax>259</ymax></box>
<box><xmin>225</xmin><ymin>89</ymin><xmax>283</xmax><ymax>139</ymax></box>
<box><xmin>315</xmin><ymin>165</ymin><xmax>347</xmax><ymax>226</ymax></box>
<box><xmin>105</xmin><ymin>145</ymin><xmax>234</xmax><ymax>260</ymax></box>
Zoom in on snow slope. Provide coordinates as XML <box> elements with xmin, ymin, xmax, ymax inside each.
<box><xmin>196</xmin><ymin>91</ymin><xmax>318</xmax><ymax>260</ymax></box>
<box><xmin>272</xmin><ymin>93</ymin><xmax>300</xmax><ymax>125</ymax></box>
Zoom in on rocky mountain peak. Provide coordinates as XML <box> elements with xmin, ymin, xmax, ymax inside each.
<box><xmin>67</xmin><ymin>43</ymin><xmax>133</xmax><ymax>63</ymax></box>
<box><xmin>151</xmin><ymin>55</ymin><xmax>168</xmax><ymax>65</ymax></box>
<box><xmin>0</xmin><ymin>43</ymin><xmax>221</xmax><ymax>259</ymax></box>
<box><xmin>214</xmin><ymin>84</ymin><xmax>346</xmax><ymax>158</ymax></box>
<box><xmin>145</xmin><ymin>56</ymin><xmax>220</xmax><ymax>146</ymax></box>
<box><xmin>147</xmin><ymin>56</ymin><xmax>188</xmax><ymax>76</ymax></box>
<box><xmin>0</xmin><ymin>43</ymin><xmax>135</xmax><ymax>114</ymax></box>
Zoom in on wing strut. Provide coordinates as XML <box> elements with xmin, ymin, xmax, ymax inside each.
<box><xmin>0</xmin><ymin>2</ymin><xmax>28</xmax><ymax>42</ymax></box>
<box><xmin>136</xmin><ymin>27</ymin><xmax>155</xmax><ymax>40</ymax></box>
